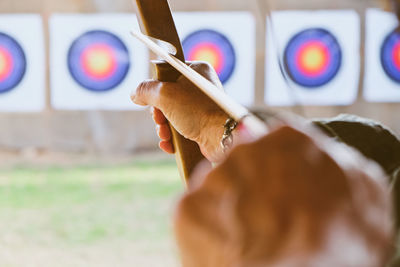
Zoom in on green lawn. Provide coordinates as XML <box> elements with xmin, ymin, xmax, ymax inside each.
<box><xmin>0</xmin><ymin>159</ymin><xmax>183</xmax><ymax>267</ymax></box>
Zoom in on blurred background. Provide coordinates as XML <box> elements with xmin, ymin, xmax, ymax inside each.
<box><xmin>0</xmin><ymin>0</ymin><xmax>397</xmax><ymax>266</ymax></box>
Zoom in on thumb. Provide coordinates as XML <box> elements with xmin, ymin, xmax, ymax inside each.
<box><xmin>131</xmin><ymin>80</ymin><xmax>162</xmax><ymax>106</ymax></box>
<box><xmin>186</xmin><ymin>61</ymin><xmax>223</xmax><ymax>90</ymax></box>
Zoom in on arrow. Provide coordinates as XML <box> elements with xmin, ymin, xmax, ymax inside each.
<box><xmin>131</xmin><ymin>29</ymin><xmax>268</xmax><ymax>139</ymax></box>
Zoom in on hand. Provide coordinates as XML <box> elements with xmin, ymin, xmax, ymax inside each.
<box><xmin>131</xmin><ymin>62</ymin><xmax>228</xmax><ymax>162</ymax></box>
<box><xmin>174</xmin><ymin>125</ymin><xmax>392</xmax><ymax>266</ymax></box>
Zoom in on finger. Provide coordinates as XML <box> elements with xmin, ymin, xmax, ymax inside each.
<box><xmin>159</xmin><ymin>140</ymin><xmax>175</xmax><ymax>154</ymax></box>
<box><xmin>131</xmin><ymin>80</ymin><xmax>162</xmax><ymax>106</ymax></box>
<box><xmin>157</xmin><ymin>123</ymin><xmax>172</xmax><ymax>141</ymax></box>
<box><xmin>186</xmin><ymin>61</ymin><xmax>223</xmax><ymax>89</ymax></box>
<box><xmin>152</xmin><ymin>107</ymin><xmax>167</xmax><ymax>124</ymax></box>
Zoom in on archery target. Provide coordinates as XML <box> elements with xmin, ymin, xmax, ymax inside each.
<box><xmin>50</xmin><ymin>14</ymin><xmax>149</xmax><ymax>110</ymax></box>
<box><xmin>265</xmin><ymin>10</ymin><xmax>360</xmax><ymax>106</ymax></box>
<box><xmin>0</xmin><ymin>15</ymin><xmax>45</xmax><ymax>112</ymax></box>
<box><xmin>68</xmin><ymin>30</ymin><xmax>130</xmax><ymax>92</ymax></box>
<box><xmin>174</xmin><ymin>12</ymin><xmax>256</xmax><ymax>106</ymax></box>
<box><xmin>380</xmin><ymin>30</ymin><xmax>400</xmax><ymax>83</ymax></box>
<box><xmin>0</xmin><ymin>33</ymin><xmax>26</xmax><ymax>94</ymax></box>
<box><xmin>284</xmin><ymin>28</ymin><xmax>342</xmax><ymax>88</ymax></box>
<box><xmin>182</xmin><ymin>29</ymin><xmax>236</xmax><ymax>84</ymax></box>
<box><xmin>364</xmin><ymin>9</ymin><xmax>400</xmax><ymax>102</ymax></box>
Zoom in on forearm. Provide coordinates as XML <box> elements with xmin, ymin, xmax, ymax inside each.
<box><xmin>196</xmin><ymin>110</ymin><xmax>246</xmax><ymax>164</ymax></box>
<box><xmin>196</xmin><ymin>110</ymin><xmax>227</xmax><ymax>163</ymax></box>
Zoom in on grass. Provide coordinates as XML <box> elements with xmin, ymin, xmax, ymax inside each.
<box><xmin>0</xmin><ymin>159</ymin><xmax>183</xmax><ymax>267</ymax></box>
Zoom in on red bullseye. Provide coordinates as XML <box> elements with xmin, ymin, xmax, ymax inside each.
<box><xmin>80</xmin><ymin>44</ymin><xmax>117</xmax><ymax>80</ymax></box>
<box><xmin>188</xmin><ymin>43</ymin><xmax>224</xmax><ymax>74</ymax></box>
<box><xmin>296</xmin><ymin>41</ymin><xmax>330</xmax><ymax>77</ymax></box>
<box><xmin>0</xmin><ymin>47</ymin><xmax>13</xmax><ymax>82</ymax></box>
<box><xmin>392</xmin><ymin>42</ymin><xmax>400</xmax><ymax>70</ymax></box>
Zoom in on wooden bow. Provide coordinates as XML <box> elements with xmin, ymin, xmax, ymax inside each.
<box><xmin>134</xmin><ymin>0</ymin><xmax>207</xmax><ymax>184</ymax></box>
<box><xmin>133</xmin><ymin>0</ymin><xmax>269</xmax><ymax>184</ymax></box>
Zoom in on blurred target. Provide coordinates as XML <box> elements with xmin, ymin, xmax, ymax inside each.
<box><xmin>266</xmin><ymin>10</ymin><xmax>359</xmax><ymax>106</ymax></box>
<box><xmin>0</xmin><ymin>32</ymin><xmax>26</xmax><ymax>94</ymax></box>
<box><xmin>182</xmin><ymin>29</ymin><xmax>236</xmax><ymax>84</ymax></box>
<box><xmin>364</xmin><ymin>9</ymin><xmax>400</xmax><ymax>102</ymax></box>
<box><xmin>284</xmin><ymin>28</ymin><xmax>342</xmax><ymax>88</ymax></box>
<box><xmin>381</xmin><ymin>29</ymin><xmax>400</xmax><ymax>83</ymax></box>
<box><xmin>68</xmin><ymin>30</ymin><xmax>130</xmax><ymax>92</ymax></box>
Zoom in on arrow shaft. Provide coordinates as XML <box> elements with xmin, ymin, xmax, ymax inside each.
<box><xmin>131</xmin><ymin>30</ymin><xmax>268</xmax><ymax>138</ymax></box>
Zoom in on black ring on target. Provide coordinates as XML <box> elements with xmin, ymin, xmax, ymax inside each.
<box><xmin>284</xmin><ymin>28</ymin><xmax>342</xmax><ymax>89</ymax></box>
<box><xmin>67</xmin><ymin>30</ymin><xmax>130</xmax><ymax>92</ymax></box>
<box><xmin>0</xmin><ymin>32</ymin><xmax>27</xmax><ymax>94</ymax></box>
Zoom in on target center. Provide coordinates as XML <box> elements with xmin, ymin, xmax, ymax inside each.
<box><xmin>0</xmin><ymin>53</ymin><xmax>6</xmax><ymax>75</ymax></box>
<box><xmin>299</xmin><ymin>44</ymin><xmax>328</xmax><ymax>75</ymax></box>
<box><xmin>188</xmin><ymin>44</ymin><xmax>224</xmax><ymax>74</ymax></box>
<box><xmin>82</xmin><ymin>45</ymin><xmax>116</xmax><ymax>79</ymax></box>
<box><xmin>393</xmin><ymin>43</ymin><xmax>400</xmax><ymax>70</ymax></box>
<box><xmin>0</xmin><ymin>48</ymin><xmax>12</xmax><ymax>81</ymax></box>
<box><xmin>192</xmin><ymin>49</ymin><xmax>221</xmax><ymax>73</ymax></box>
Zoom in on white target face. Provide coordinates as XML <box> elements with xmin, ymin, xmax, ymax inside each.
<box><xmin>174</xmin><ymin>12</ymin><xmax>256</xmax><ymax>107</ymax></box>
<box><xmin>364</xmin><ymin>9</ymin><xmax>400</xmax><ymax>103</ymax></box>
<box><xmin>50</xmin><ymin>14</ymin><xmax>149</xmax><ymax>110</ymax></box>
<box><xmin>265</xmin><ymin>10</ymin><xmax>360</xmax><ymax>106</ymax></box>
<box><xmin>0</xmin><ymin>15</ymin><xmax>45</xmax><ymax>112</ymax></box>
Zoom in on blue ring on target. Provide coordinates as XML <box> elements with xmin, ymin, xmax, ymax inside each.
<box><xmin>182</xmin><ymin>29</ymin><xmax>236</xmax><ymax>84</ymax></box>
<box><xmin>284</xmin><ymin>28</ymin><xmax>342</xmax><ymax>88</ymax></box>
<box><xmin>381</xmin><ymin>29</ymin><xmax>400</xmax><ymax>84</ymax></box>
<box><xmin>0</xmin><ymin>32</ymin><xmax>27</xmax><ymax>94</ymax></box>
<box><xmin>67</xmin><ymin>30</ymin><xmax>130</xmax><ymax>92</ymax></box>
